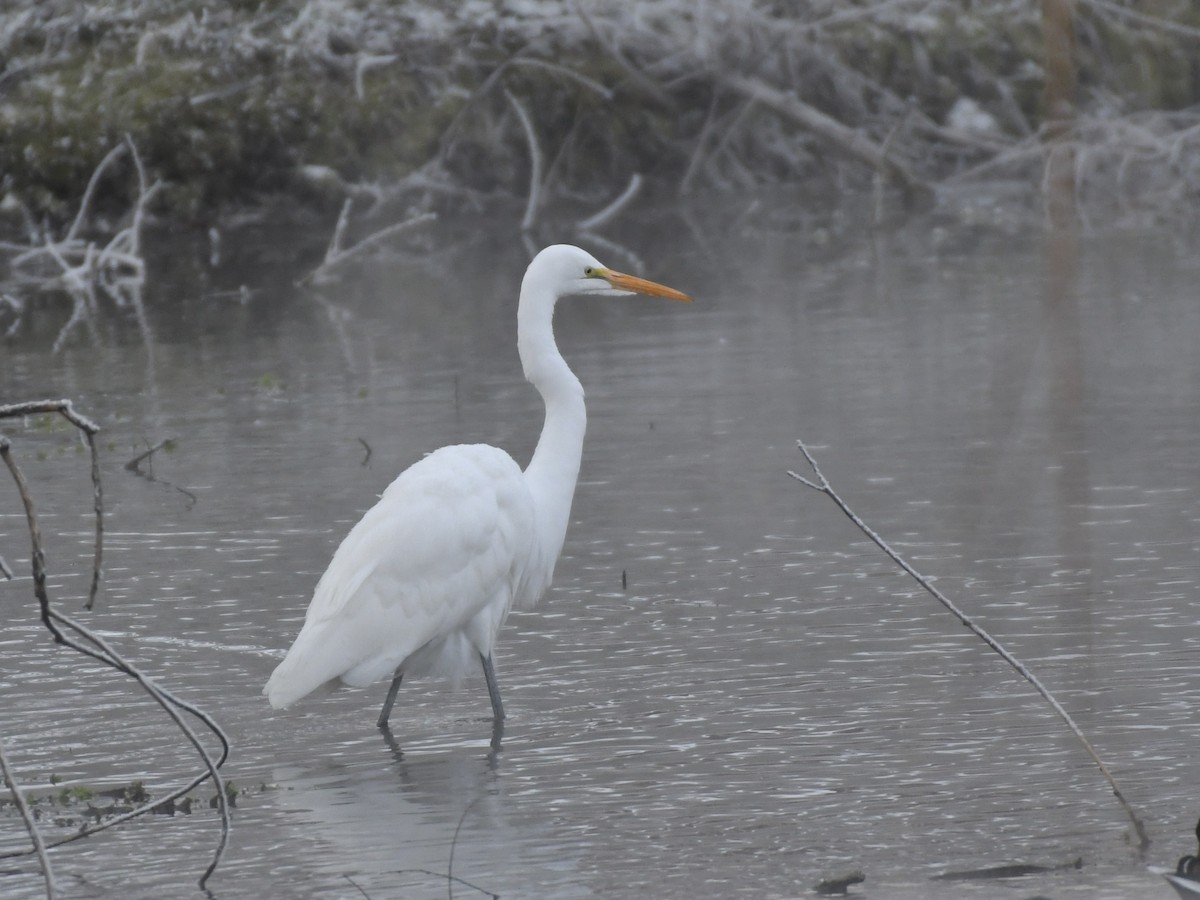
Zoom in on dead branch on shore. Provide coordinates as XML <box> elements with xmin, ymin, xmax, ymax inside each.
<box><xmin>1</xmin><ymin>136</ymin><xmax>158</xmax><ymax>347</ymax></box>
<box><xmin>788</xmin><ymin>439</ymin><xmax>1151</xmax><ymax>855</ymax></box>
<box><xmin>505</xmin><ymin>88</ymin><xmax>544</xmax><ymax>233</ymax></box>
<box><xmin>576</xmin><ymin>173</ymin><xmax>644</xmax><ymax>232</ymax></box>
<box><xmin>3</xmin><ymin>2</ymin><xmax>1200</xmax><ymax>240</ymax></box>
<box><xmin>723</xmin><ymin>75</ymin><xmax>935</xmax><ymax>206</ymax></box>
<box><xmin>299</xmin><ymin>201</ymin><xmax>436</xmax><ymax>287</ymax></box>
<box><xmin>0</xmin><ymin>400</ymin><xmax>231</xmax><ymax>893</ymax></box>
<box><xmin>8</xmin><ymin>137</ymin><xmax>157</xmax><ymax>290</ymax></box>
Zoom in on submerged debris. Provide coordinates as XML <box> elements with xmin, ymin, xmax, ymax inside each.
<box><xmin>932</xmin><ymin>857</ymin><xmax>1083</xmax><ymax>881</ymax></box>
<box><xmin>814</xmin><ymin>868</ymin><xmax>865</xmax><ymax>895</ymax></box>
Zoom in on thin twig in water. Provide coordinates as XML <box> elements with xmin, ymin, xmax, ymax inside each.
<box><xmin>446</xmin><ymin>795</ymin><xmax>501</xmax><ymax>900</ymax></box>
<box><xmin>344</xmin><ymin>873</ymin><xmax>372</xmax><ymax>898</ymax></box>
<box><xmin>788</xmin><ymin>439</ymin><xmax>1150</xmax><ymax>854</ymax></box>
<box><xmin>0</xmin><ymin>399</ymin><xmax>103</xmax><ymax>608</ymax></box>
<box><xmin>124</xmin><ymin>438</ymin><xmax>197</xmax><ymax>507</ymax></box>
<box><xmin>0</xmin><ymin>736</ymin><xmax>56</xmax><ymax>898</ymax></box>
<box><xmin>43</xmin><ymin>608</ymin><xmax>231</xmax><ymax>888</ymax></box>
<box><xmin>0</xmin><ymin>402</ymin><xmax>231</xmax><ymax>888</ymax></box>
<box><xmin>125</xmin><ymin>438</ymin><xmax>173</xmax><ymax>473</ymax></box>
<box><xmin>358</xmin><ymin>437</ymin><xmax>372</xmax><ymax>467</ymax></box>
<box><xmin>391</xmin><ymin>869</ymin><xmax>498</xmax><ymax>899</ymax></box>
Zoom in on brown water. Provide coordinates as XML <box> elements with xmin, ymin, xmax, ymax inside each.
<box><xmin>1</xmin><ymin>219</ymin><xmax>1198</xmax><ymax>899</ymax></box>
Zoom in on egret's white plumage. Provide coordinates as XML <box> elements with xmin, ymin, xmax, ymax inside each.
<box><xmin>264</xmin><ymin>244</ymin><xmax>690</xmax><ymax>726</ymax></box>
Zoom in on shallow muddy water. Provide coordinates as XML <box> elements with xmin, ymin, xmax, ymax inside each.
<box><xmin>2</xmin><ymin>217</ymin><xmax>1199</xmax><ymax>899</ymax></box>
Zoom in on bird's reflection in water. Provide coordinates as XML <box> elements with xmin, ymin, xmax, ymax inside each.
<box><xmin>378</xmin><ymin>717</ymin><xmax>505</xmax><ymax>768</ymax></box>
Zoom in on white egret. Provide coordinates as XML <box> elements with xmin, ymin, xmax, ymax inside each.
<box><xmin>264</xmin><ymin>244</ymin><xmax>690</xmax><ymax>728</ymax></box>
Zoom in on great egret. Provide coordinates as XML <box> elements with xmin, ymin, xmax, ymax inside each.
<box><xmin>264</xmin><ymin>244</ymin><xmax>690</xmax><ymax>728</ymax></box>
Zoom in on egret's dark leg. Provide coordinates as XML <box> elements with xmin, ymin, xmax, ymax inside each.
<box><xmin>479</xmin><ymin>653</ymin><xmax>506</xmax><ymax>722</ymax></box>
<box><xmin>377</xmin><ymin>670</ymin><xmax>404</xmax><ymax>729</ymax></box>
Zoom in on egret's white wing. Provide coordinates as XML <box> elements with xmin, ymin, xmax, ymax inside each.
<box><xmin>264</xmin><ymin>444</ymin><xmax>534</xmax><ymax>708</ymax></box>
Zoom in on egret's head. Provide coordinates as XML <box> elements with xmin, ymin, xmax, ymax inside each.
<box><xmin>527</xmin><ymin>244</ymin><xmax>691</xmax><ymax>303</ymax></box>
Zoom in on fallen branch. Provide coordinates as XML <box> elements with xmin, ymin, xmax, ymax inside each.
<box><xmin>3</xmin><ymin>137</ymin><xmax>157</xmax><ymax>348</ymax></box>
<box><xmin>1079</xmin><ymin>0</ymin><xmax>1200</xmax><ymax>41</ymax></box>
<box><xmin>723</xmin><ymin>74</ymin><xmax>934</xmax><ymax>204</ymax></box>
<box><xmin>788</xmin><ymin>439</ymin><xmax>1150</xmax><ymax>854</ymax></box>
<box><xmin>570</xmin><ymin>0</ymin><xmax>677</xmax><ymax>111</ymax></box>
<box><xmin>508</xmin><ymin>57</ymin><xmax>614</xmax><ymax>101</ymax></box>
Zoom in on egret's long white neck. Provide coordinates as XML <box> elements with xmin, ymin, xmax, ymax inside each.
<box><xmin>517</xmin><ymin>276</ymin><xmax>586</xmax><ymax>559</ymax></box>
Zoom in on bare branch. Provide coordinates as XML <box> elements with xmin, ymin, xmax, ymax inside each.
<box><xmin>723</xmin><ymin>75</ymin><xmax>934</xmax><ymax>205</ymax></box>
<box><xmin>299</xmin><ymin>211</ymin><xmax>436</xmax><ymax>286</ymax></box>
<box><xmin>0</xmin><ymin>736</ymin><xmax>56</xmax><ymax>898</ymax></box>
<box><xmin>355</xmin><ymin>53</ymin><xmax>398</xmax><ymax>100</ymax></box>
<box><xmin>40</xmin><ymin>608</ymin><xmax>231</xmax><ymax>889</ymax></box>
<box><xmin>0</xmin><ymin>399</ymin><xmax>104</xmax><ymax>608</ymax></box>
<box><xmin>508</xmin><ymin>57</ymin><xmax>614</xmax><ymax>101</ymax></box>
<box><xmin>1079</xmin><ymin>0</ymin><xmax>1200</xmax><ymax>41</ymax></box>
<box><xmin>505</xmin><ymin>89</ymin><xmax>543</xmax><ymax>232</ymax></box>
<box><xmin>569</xmin><ymin>0</ymin><xmax>677</xmax><ymax>111</ymax></box>
<box><xmin>65</xmin><ymin>143</ymin><xmax>127</xmax><ymax>244</ymax></box>
<box><xmin>0</xmin><ymin>400</ymin><xmax>230</xmax><ymax>889</ymax></box>
<box><xmin>790</xmin><ymin>439</ymin><xmax>1150</xmax><ymax>854</ymax></box>
<box><xmin>576</xmin><ymin>173</ymin><xmax>643</xmax><ymax>232</ymax></box>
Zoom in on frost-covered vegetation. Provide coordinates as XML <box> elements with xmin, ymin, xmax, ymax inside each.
<box><xmin>1</xmin><ymin>0</ymin><xmax>1199</xmax><ymax>235</ymax></box>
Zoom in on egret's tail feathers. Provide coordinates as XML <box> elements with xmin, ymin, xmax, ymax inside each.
<box><xmin>264</xmin><ymin>622</ymin><xmax>410</xmax><ymax>709</ymax></box>
<box><xmin>263</xmin><ymin>627</ymin><xmax>350</xmax><ymax>709</ymax></box>
<box><xmin>263</xmin><ymin>659</ymin><xmax>321</xmax><ymax>710</ymax></box>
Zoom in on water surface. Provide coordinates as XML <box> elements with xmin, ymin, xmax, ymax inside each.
<box><xmin>2</xmin><ymin>219</ymin><xmax>1198</xmax><ymax>898</ymax></box>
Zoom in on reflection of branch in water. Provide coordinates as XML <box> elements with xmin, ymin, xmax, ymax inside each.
<box><xmin>788</xmin><ymin>439</ymin><xmax>1150</xmax><ymax>856</ymax></box>
<box><xmin>125</xmin><ymin>438</ymin><xmax>198</xmax><ymax>508</ymax></box>
<box><xmin>358</xmin><ymin>437</ymin><xmax>373</xmax><ymax>467</ymax></box>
